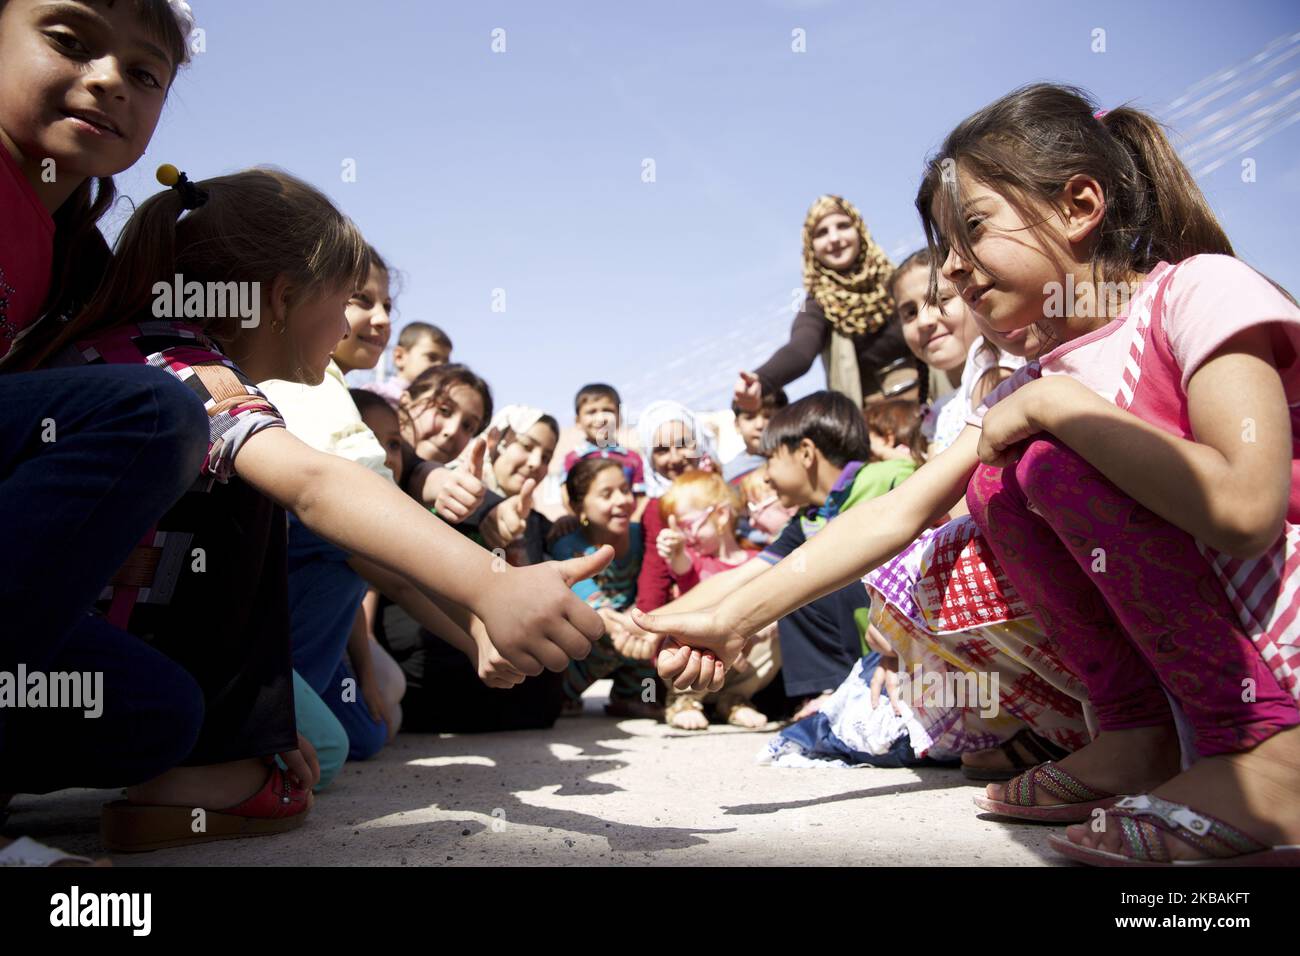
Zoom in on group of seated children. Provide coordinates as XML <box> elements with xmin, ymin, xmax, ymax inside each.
<box><xmin>2</xmin><ymin>0</ymin><xmax>1297</xmax><ymax>869</ymax></box>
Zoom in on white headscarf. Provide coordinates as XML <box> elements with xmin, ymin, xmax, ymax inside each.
<box><xmin>636</xmin><ymin>400</ymin><xmax>719</xmax><ymax>499</ymax></box>
<box><xmin>446</xmin><ymin>403</ymin><xmax>548</xmax><ymax>494</ymax></box>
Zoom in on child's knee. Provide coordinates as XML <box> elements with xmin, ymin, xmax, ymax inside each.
<box><xmin>965</xmin><ymin>463</ymin><xmax>1004</xmax><ymax>523</ymax></box>
<box><xmin>1013</xmin><ymin>436</ymin><xmax>1080</xmax><ymax>503</ymax></box>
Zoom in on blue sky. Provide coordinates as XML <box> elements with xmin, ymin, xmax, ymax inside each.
<box><xmin>108</xmin><ymin>0</ymin><xmax>1300</xmax><ymax>424</ymax></box>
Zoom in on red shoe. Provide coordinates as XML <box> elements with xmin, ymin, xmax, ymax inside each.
<box><xmin>101</xmin><ymin>765</ymin><xmax>312</xmax><ymax>853</ymax></box>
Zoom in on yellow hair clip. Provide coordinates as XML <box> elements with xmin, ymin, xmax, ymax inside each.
<box><xmin>156</xmin><ymin>163</ymin><xmax>208</xmax><ymax>210</ymax></box>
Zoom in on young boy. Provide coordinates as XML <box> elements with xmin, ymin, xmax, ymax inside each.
<box><xmin>366</xmin><ymin>322</ymin><xmax>453</xmax><ymax>405</ymax></box>
<box><xmin>724</xmin><ymin>375</ymin><xmax>789</xmax><ymax>547</ymax></box>
<box><xmin>722</xmin><ymin>375</ymin><xmax>787</xmax><ymax>486</ymax></box>
<box><xmin>561</xmin><ymin>383</ymin><xmax>646</xmax><ymax>495</ymax></box>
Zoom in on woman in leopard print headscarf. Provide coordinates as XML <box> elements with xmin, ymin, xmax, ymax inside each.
<box><xmin>739</xmin><ymin>195</ymin><xmax>917</xmax><ymax>409</ymax></box>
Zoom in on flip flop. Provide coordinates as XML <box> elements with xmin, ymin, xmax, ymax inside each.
<box><xmin>1049</xmin><ymin>794</ymin><xmax>1300</xmax><ymax>867</ymax></box>
<box><xmin>962</xmin><ymin>729</ymin><xmax>1070</xmax><ymax>781</ymax></box>
<box><xmin>100</xmin><ymin>765</ymin><xmax>311</xmax><ymax>853</ymax></box>
<box><xmin>973</xmin><ymin>761</ymin><xmax>1123</xmax><ymax>823</ymax></box>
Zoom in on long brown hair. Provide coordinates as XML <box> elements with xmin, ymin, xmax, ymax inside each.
<box><xmin>916</xmin><ymin>84</ymin><xmax>1234</xmax><ymax>311</ymax></box>
<box><xmin>23</xmin><ymin>167</ymin><xmax>370</xmax><ymax>366</ymax></box>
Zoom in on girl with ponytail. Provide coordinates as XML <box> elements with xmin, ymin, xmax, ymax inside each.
<box><xmin>636</xmin><ymin>83</ymin><xmax>1300</xmax><ymax>866</ymax></box>
<box><xmin>32</xmin><ymin>167</ymin><xmax>613</xmax><ymax>851</ymax></box>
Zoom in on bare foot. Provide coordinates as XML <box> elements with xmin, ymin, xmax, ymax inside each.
<box><xmin>666</xmin><ymin>700</ymin><xmax>709</xmax><ymax>731</ymax></box>
<box><xmin>984</xmin><ymin>723</ymin><xmax>1182</xmax><ymax>806</ymax></box>
<box><xmin>126</xmin><ymin>758</ymin><xmax>298</xmax><ymax>810</ymax></box>
<box><xmin>726</xmin><ymin>704</ymin><xmax>768</xmax><ymax>729</ymax></box>
<box><xmin>1062</xmin><ymin>723</ymin><xmax>1300</xmax><ymax>861</ymax></box>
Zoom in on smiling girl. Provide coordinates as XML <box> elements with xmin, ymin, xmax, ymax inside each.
<box><xmin>893</xmin><ymin>247</ymin><xmax>1023</xmax><ymax>460</ymax></box>
<box><xmin>31</xmin><ymin>167</ymin><xmax>610</xmax><ymax>850</ymax></box>
<box><xmin>550</xmin><ymin>457</ymin><xmax>661</xmax><ymax>717</ymax></box>
<box><xmin>639</xmin><ymin>83</ymin><xmax>1300</xmax><ymax>867</ymax></box>
<box><xmin>0</xmin><ymin>0</ymin><xmax>191</xmax><ymax>364</ymax></box>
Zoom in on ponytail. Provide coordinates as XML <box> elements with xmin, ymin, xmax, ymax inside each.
<box><xmin>21</xmin><ymin>168</ymin><xmax>368</xmax><ymax>370</ymax></box>
<box><xmin>1098</xmin><ymin>106</ymin><xmax>1234</xmax><ymax>264</ymax></box>
<box><xmin>917</xmin><ymin>84</ymin><xmax>1234</xmax><ymax>295</ymax></box>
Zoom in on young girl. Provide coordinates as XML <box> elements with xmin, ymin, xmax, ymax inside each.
<box><xmin>260</xmin><ymin>245</ymin><xmax>407</xmax><ymax>763</ymax></box>
<box><xmin>397</xmin><ymin>362</ymin><xmax>492</xmax><ymax>519</ymax></box>
<box><xmin>0</xmin><ymin>0</ymin><xmax>211</xmax><ymax>865</ymax></box>
<box><xmin>32</xmin><ymin>167</ymin><xmax>611</xmax><ymax>851</ymax></box>
<box><xmin>893</xmin><ymin>248</ymin><xmax>1023</xmax><ymax>460</ymax></box>
<box><xmin>550</xmin><ymin>458</ymin><xmax>661</xmax><ymax>718</ymax></box>
<box><xmin>640</xmin><ymin>83</ymin><xmax>1300</xmax><ymax>866</ymax></box>
<box><xmin>0</xmin><ymin>0</ymin><xmax>191</xmax><ymax>364</ymax></box>
<box><xmin>634</xmin><ymin>399</ymin><xmax>722</xmax><ymax>613</ymax></box>
<box><xmin>737</xmin><ymin>465</ymin><xmax>796</xmax><ymax>549</ymax></box>
<box><xmin>654</xmin><ymin>470</ymin><xmax>776</xmax><ymax>730</ymax></box>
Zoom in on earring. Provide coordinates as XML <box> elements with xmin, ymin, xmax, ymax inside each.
<box><xmin>271</xmin><ymin>317</ymin><xmax>286</xmax><ymax>335</ymax></box>
<box><xmin>580</xmin><ymin>514</ymin><xmax>590</xmax><ymax>527</ymax></box>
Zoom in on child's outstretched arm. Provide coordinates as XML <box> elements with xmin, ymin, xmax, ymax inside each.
<box><xmin>634</xmin><ymin>426</ymin><xmax>981</xmax><ymax>675</ymax></box>
<box><xmin>978</xmin><ymin>329</ymin><xmax>1291</xmax><ymax>558</ymax></box>
<box><xmin>347</xmin><ymin>555</ymin><xmax>526</xmax><ymax>689</ymax></box>
<box><xmin>236</xmin><ymin>428</ymin><xmax>610</xmax><ymax>675</ymax></box>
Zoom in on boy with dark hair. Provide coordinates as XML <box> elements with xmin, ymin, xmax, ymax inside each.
<box><xmin>366</xmin><ymin>321</ymin><xmax>453</xmax><ymax>405</ymax></box>
<box><xmin>561</xmin><ymin>382</ymin><xmax>646</xmax><ymax>495</ymax></box>
<box><xmin>723</xmin><ymin>373</ymin><xmax>788</xmax><ymax>486</ymax></box>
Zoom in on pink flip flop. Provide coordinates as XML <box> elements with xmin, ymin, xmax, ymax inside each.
<box><xmin>973</xmin><ymin>761</ymin><xmax>1124</xmax><ymax>823</ymax></box>
<box><xmin>1049</xmin><ymin>794</ymin><xmax>1300</xmax><ymax>867</ymax></box>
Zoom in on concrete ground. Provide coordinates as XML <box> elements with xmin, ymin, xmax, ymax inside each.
<box><xmin>9</xmin><ymin>690</ymin><xmax>1072</xmax><ymax>866</ymax></box>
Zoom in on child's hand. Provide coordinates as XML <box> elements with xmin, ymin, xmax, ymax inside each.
<box><xmin>631</xmin><ymin>605</ymin><xmax>750</xmax><ymax>690</ymax></box>
<box><xmin>474</xmin><ymin>547</ymin><xmax>613</xmax><ymax>674</ymax></box>
<box><xmin>655</xmin><ymin>636</ymin><xmax>727</xmax><ymax>692</ymax></box>
<box><xmin>358</xmin><ymin>666</ymin><xmax>399</xmax><ymax>735</ymax></box>
<box><xmin>481</xmin><ymin>478</ymin><xmax>537</xmax><ymax>552</ymax></box>
<box><xmin>469</xmin><ymin>627</ymin><xmax>528</xmax><ymax>689</ymax></box>
<box><xmin>976</xmin><ymin>376</ymin><xmax>1065</xmax><ymax>468</ymax></box>
<box><xmin>601</xmin><ymin>608</ymin><xmax>659</xmax><ymax>661</ymax></box>
<box><xmin>656</xmin><ymin>516</ymin><xmax>692</xmax><ymax>575</ymax></box>
<box><xmin>432</xmin><ymin>436</ymin><xmax>489</xmax><ymax>522</ymax></box>
<box><xmin>733</xmin><ymin>371</ymin><xmax>762</xmax><ymax>414</ymax></box>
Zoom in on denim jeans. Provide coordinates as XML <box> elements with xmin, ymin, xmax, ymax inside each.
<box><xmin>0</xmin><ymin>365</ymin><xmax>209</xmax><ymax>792</ymax></box>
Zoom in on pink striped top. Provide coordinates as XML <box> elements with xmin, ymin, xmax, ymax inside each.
<box><xmin>969</xmin><ymin>255</ymin><xmax>1300</xmax><ymax>698</ymax></box>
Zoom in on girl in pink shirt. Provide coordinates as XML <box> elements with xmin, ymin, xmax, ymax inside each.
<box><xmin>638</xmin><ymin>83</ymin><xmax>1300</xmax><ymax>866</ymax></box>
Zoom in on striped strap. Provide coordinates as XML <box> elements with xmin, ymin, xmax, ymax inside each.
<box><xmin>1107</xmin><ymin>794</ymin><xmax>1267</xmax><ymax>862</ymax></box>
<box><xmin>1005</xmin><ymin>761</ymin><xmax>1111</xmax><ymax>807</ymax></box>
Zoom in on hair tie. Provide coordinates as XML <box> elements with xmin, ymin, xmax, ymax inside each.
<box><xmin>156</xmin><ymin>164</ymin><xmax>208</xmax><ymax>210</ymax></box>
<box><xmin>1093</xmin><ymin>108</ymin><xmax>1110</xmax><ymax>120</ymax></box>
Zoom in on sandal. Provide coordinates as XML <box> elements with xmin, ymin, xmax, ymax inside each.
<box><xmin>962</xmin><ymin>729</ymin><xmax>1070</xmax><ymax>781</ymax></box>
<box><xmin>100</xmin><ymin>765</ymin><xmax>311</xmax><ymax>853</ymax></box>
<box><xmin>0</xmin><ymin>836</ymin><xmax>108</xmax><ymax>867</ymax></box>
<box><xmin>664</xmin><ymin>696</ymin><xmax>708</xmax><ymax>731</ymax></box>
<box><xmin>1049</xmin><ymin>794</ymin><xmax>1300</xmax><ymax>867</ymax></box>
<box><xmin>972</xmin><ymin>761</ymin><xmax>1123</xmax><ymax>823</ymax></box>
